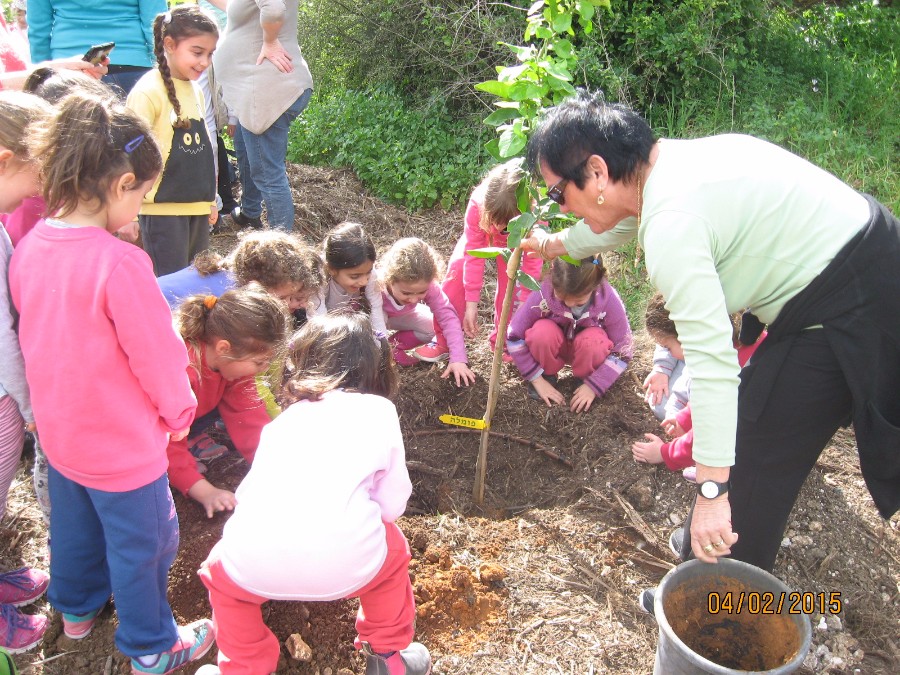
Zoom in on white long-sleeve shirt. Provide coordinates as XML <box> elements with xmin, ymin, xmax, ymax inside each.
<box><xmin>217</xmin><ymin>389</ymin><xmax>411</xmax><ymax>600</ymax></box>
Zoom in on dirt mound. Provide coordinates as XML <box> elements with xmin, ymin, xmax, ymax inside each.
<box><xmin>4</xmin><ymin>164</ymin><xmax>898</xmax><ymax>674</ymax></box>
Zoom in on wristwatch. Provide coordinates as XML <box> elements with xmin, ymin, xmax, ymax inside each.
<box><xmin>698</xmin><ymin>479</ymin><xmax>731</xmax><ymax>499</ymax></box>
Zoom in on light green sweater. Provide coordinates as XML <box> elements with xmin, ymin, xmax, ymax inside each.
<box><xmin>560</xmin><ymin>134</ymin><xmax>869</xmax><ymax>467</ymax></box>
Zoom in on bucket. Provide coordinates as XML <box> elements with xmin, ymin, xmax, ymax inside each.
<box><xmin>653</xmin><ymin>559</ymin><xmax>811</xmax><ymax>674</ymax></box>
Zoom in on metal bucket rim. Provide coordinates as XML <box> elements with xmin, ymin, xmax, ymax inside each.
<box><xmin>654</xmin><ymin>558</ymin><xmax>812</xmax><ymax>674</ymax></box>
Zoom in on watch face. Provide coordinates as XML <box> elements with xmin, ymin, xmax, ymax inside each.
<box><xmin>700</xmin><ymin>481</ymin><xmax>718</xmax><ymax>499</ymax></box>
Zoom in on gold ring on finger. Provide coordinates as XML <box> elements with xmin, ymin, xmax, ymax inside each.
<box><xmin>713</xmin><ymin>540</ymin><xmax>725</xmax><ymax>548</ymax></box>
<box><xmin>702</xmin><ymin>544</ymin><xmax>714</xmax><ymax>554</ymax></box>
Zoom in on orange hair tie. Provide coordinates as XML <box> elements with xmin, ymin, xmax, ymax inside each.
<box><xmin>203</xmin><ymin>295</ymin><xmax>217</xmax><ymax>310</ymax></box>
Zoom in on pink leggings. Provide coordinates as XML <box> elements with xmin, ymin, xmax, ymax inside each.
<box><xmin>198</xmin><ymin>522</ymin><xmax>416</xmax><ymax>675</ymax></box>
<box><xmin>0</xmin><ymin>394</ymin><xmax>24</xmax><ymax>515</ymax></box>
<box><xmin>525</xmin><ymin>321</ymin><xmax>613</xmax><ymax>379</ymax></box>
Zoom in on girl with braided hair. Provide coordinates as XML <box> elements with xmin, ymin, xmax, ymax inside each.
<box><xmin>126</xmin><ymin>4</ymin><xmax>219</xmax><ymax>276</ymax></box>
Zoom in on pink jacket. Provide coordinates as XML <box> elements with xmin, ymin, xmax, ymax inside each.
<box><xmin>167</xmin><ymin>342</ymin><xmax>271</xmax><ymax>494</ymax></box>
<box><xmin>10</xmin><ymin>220</ymin><xmax>196</xmax><ymax>491</ymax></box>
<box><xmin>381</xmin><ymin>280</ymin><xmax>468</xmax><ymax>363</ymax></box>
<box><xmin>458</xmin><ymin>186</ymin><xmax>514</xmax><ymax>303</ymax></box>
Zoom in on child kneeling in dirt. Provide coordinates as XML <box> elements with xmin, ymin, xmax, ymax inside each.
<box><xmin>168</xmin><ymin>286</ymin><xmax>290</xmax><ymax>518</ymax></box>
<box><xmin>198</xmin><ymin>313</ymin><xmax>432</xmax><ymax>675</ymax></box>
<box><xmin>641</xmin><ymin>292</ymin><xmax>691</xmax><ymax>421</ymax></box>
<box><xmin>379</xmin><ymin>237</ymin><xmax>476</xmax><ymax>386</ymax></box>
<box><xmin>632</xmin><ymin>300</ymin><xmax>766</xmax><ymax>471</ymax></box>
<box><xmin>507</xmin><ymin>256</ymin><xmax>633</xmax><ymax>412</ymax></box>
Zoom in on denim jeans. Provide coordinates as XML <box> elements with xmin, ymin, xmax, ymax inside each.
<box><xmin>234</xmin><ymin>88</ymin><xmax>313</xmax><ymax>231</ymax></box>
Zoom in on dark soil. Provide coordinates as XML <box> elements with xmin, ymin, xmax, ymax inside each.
<box><xmin>4</xmin><ymin>164</ymin><xmax>898</xmax><ymax>674</ymax></box>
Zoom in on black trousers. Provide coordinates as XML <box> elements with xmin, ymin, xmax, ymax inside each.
<box><xmin>681</xmin><ymin>329</ymin><xmax>853</xmax><ymax>571</ymax></box>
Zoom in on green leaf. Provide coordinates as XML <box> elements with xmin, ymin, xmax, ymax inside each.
<box><xmin>517</xmin><ymin>270</ymin><xmax>542</xmax><ymax>291</ymax></box>
<box><xmin>553</xmin><ymin>39</ymin><xmax>575</xmax><ymax>59</ymax></box>
<box><xmin>484</xmin><ymin>108</ymin><xmax>520</xmax><ymax>127</ymax></box>
<box><xmin>475</xmin><ymin>80</ymin><xmax>513</xmax><ymax>98</ymax></box>
<box><xmin>467</xmin><ymin>247</ymin><xmax>506</xmax><ymax>259</ymax></box>
<box><xmin>507</xmin><ymin>211</ymin><xmax>538</xmax><ymax>248</ymax></box>
<box><xmin>560</xmin><ymin>254</ymin><xmax>581</xmax><ymax>265</ymax></box>
<box><xmin>575</xmin><ymin>1</ymin><xmax>595</xmax><ymax>22</ymax></box>
<box><xmin>515</xmin><ymin>179</ymin><xmax>532</xmax><ymax>215</ymax></box>
<box><xmin>509</xmin><ymin>80</ymin><xmax>546</xmax><ymax>101</ymax></box>
<box><xmin>552</xmin><ymin>12</ymin><xmax>572</xmax><ymax>33</ymax></box>
<box><xmin>484</xmin><ymin>138</ymin><xmax>501</xmax><ymax>161</ymax></box>
<box><xmin>498</xmin><ymin>128</ymin><xmax>527</xmax><ymax>157</ymax></box>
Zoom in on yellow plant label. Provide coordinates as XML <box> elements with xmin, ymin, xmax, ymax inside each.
<box><xmin>439</xmin><ymin>414</ymin><xmax>487</xmax><ymax>430</ymax></box>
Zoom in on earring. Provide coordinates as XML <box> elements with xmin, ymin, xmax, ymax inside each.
<box><xmin>596</xmin><ymin>188</ymin><xmax>605</xmax><ymax>206</ymax></box>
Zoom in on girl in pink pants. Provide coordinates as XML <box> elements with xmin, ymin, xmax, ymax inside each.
<box><xmin>507</xmin><ymin>256</ymin><xmax>633</xmax><ymax>413</ymax></box>
<box><xmin>415</xmin><ymin>159</ymin><xmax>543</xmax><ymax>362</ymax></box>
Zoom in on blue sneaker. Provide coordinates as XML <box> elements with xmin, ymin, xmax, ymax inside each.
<box><xmin>130</xmin><ymin>619</ymin><xmax>215</xmax><ymax>674</ymax></box>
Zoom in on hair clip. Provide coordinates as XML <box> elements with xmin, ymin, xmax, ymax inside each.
<box><xmin>203</xmin><ymin>295</ymin><xmax>217</xmax><ymax>310</ymax></box>
<box><xmin>162</xmin><ymin>11</ymin><xmax>172</xmax><ymax>24</ymax></box>
<box><xmin>124</xmin><ymin>134</ymin><xmax>145</xmax><ymax>154</ymax></box>
<box><xmin>373</xmin><ymin>330</ymin><xmax>388</xmax><ymax>341</ymax></box>
<box><xmin>591</xmin><ymin>257</ymin><xmax>600</xmax><ymax>265</ymax></box>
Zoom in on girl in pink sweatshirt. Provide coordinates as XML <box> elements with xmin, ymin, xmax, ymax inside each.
<box><xmin>10</xmin><ymin>93</ymin><xmax>214</xmax><ymax>673</ymax></box>
<box><xmin>198</xmin><ymin>313</ymin><xmax>432</xmax><ymax>675</ymax></box>
<box><xmin>168</xmin><ymin>284</ymin><xmax>290</xmax><ymax>519</ymax></box>
<box><xmin>421</xmin><ymin>158</ymin><xmax>543</xmax><ymax>361</ymax></box>
<box><xmin>380</xmin><ymin>237</ymin><xmax>476</xmax><ymax>387</ymax></box>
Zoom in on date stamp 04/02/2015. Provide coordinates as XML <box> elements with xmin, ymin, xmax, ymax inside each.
<box><xmin>707</xmin><ymin>591</ymin><xmax>842</xmax><ymax>615</ymax></box>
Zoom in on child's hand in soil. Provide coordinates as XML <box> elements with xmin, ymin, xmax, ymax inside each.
<box><xmin>661</xmin><ymin>415</ymin><xmax>685</xmax><ymax>437</ymax></box>
<box><xmin>533</xmin><ymin>376</ymin><xmax>565</xmax><ymax>407</ymax></box>
<box><xmin>443</xmin><ymin>361</ymin><xmax>476</xmax><ymax>387</ymax></box>
<box><xmin>463</xmin><ymin>302</ymin><xmax>479</xmax><ymax>338</ymax></box>
<box><xmin>570</xmin><ymin>382</ymin><xmax>597</xmax><ymax>413</ymax></box>
<box><xmin>188</xmin><ymin>479</ymin><xmax>238</xmax><ymax>518</ymax></box>
<box><xmin>642</xmin><ymin>371</ymin><xmax>669</xmax><ymax>406</ymax></box>
<box><xmin>632</xmin><ymin>433</ymin><xmax>665</xmax><ymax>464</ymax></box>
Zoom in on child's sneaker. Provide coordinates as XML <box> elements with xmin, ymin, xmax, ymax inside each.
<box><xmin>669</xmin><ymin>527</ymin><xmax>685</xmax><ymax>559</ymax></box>
<box><xmin>130</xmin><ymin>618</ymin><xmax>215</xmax><ymax>674</ymax></box>
<box><xmin>193</xmin><ymin>666</ymin><xmax>220</xmax><ymax>675</ymax></box>
<box><xmin>362</xmin><ymin>641</ymin><xmax>432</xmax><ymax>675</ymax></box>
<box><xmin>0</xmin><ymin>568</ymin><xmax>49</xmax><ymax>607</ymax></box>
<box><xmin>62</xmin><ymin>606</ymin><xmax>103</xmax><ymax>640</ymax></box>
<box><xmin>187</xmin><ymin>434</ymin><xmax>228</xmax><ymax>461</ymax></box>
<box><xmin>0</xmin><ymin>604</ymin><xmax>48</xmax><ymax>654</ymax></box>
<box><xmin>392</xmin><ymin>346</ymin><xmax>419</xmax><ymax>368</ymax></box>
<box><xmin>413</xmin><ymin>342</ymin><xmax>449</xmax><ymax>363</ymax></box>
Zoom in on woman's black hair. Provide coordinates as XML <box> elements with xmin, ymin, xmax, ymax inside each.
<box><xmin>526</xmin><ymin>90</ymin><xmax>657</xmax><ymax>189</ymax></box>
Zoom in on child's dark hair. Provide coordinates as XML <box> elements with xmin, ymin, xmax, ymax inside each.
<box><xmin>380</xmin><ymin>237</ymin><xmax>444</xmax><ymax>287</ymax></box>
<box><xmin>23</xmin><ymin>67</ymin><xmax>114</xmax><ymax>104</ymax></box>
<box><xmin>176</xmin><ymin>283</ymin><xmax>290</xmax><ymax>360</ymax></box>
<box><xmin>645</xmin><ymin>292</ymin><xmax>677</xmax><ymax>340</ymax></box>
<box><xmin>323</xmin><ymin>222</ymin><xmax>376</xmax><ymax>271</ymax></box>
<box><xmin>478</xmin><ymin>158</ymin><xmax>524</xmax><ymax>231</ymax></box>
<box><xmin>281</xmin><ymin>313</ymin><xmax>397</xmax><ymax>405</ymax></box>
<box><xmin>31</xmin><ymin>93</ymin><xmax>162</xmax><ymax>219</ymax></box>
<box><xmin>550</xmin><ymin>256</ymin><xmax>606</xmax><ymax>299</ymax></box>
<box><xmin>0</xmin><ymin>91</ymin><xmax>53</xmax><ymax>162</ymax></box>
<box><xmin>232</xmin><ymin>230</ymin><xmax>325</xmax><ymax>293</ymax></box>
<box><xmin>153</xmin><ymin>5</ymin><xmax>218</xmax><ymax>128</ymax></box>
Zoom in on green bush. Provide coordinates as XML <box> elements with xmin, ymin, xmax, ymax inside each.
<box><xmin>288</xmin><ymin>87</ymin><xmax>491</xmax><ymax>210</ymax></box>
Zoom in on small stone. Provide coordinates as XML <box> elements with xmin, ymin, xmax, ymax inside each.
<box><xmin>285</xmin><ymin>633</ymin><xmax>313</xmax><ymax>661</ymax></box>
<box><xmin>323</xmin><ymin>668</ymin><xmax>333</xmax><ymax>675</ymax></box>
<box><xmin>478</xmin><ymin>562</ymin><xmax>507</xmax><ymax>583</ymax></box>
<box><xmin>337</xmin><ymin>669</ymin><xmax>354</xmax><ymax>675</ymax></box>
<box><xmin>817</xmin><ymin>616</ymin><xmax>828</xmax><ymax>632</ymax></box>
<box><xmin>781</xmin><ymin>537</ymin><xmax>792</xmax><ymax>548</ymax></box>
<box><xmin>669</xmin><ymin>512</ymin><xmax>682</xmax><ymax>525</ymax></box>
<box><xmin>825</xmin><ymin>615</ymin><xmax>843</xmax><ymax>631</ymax></box>
<box><xmin>793</xmin><ymin>535</ymin><xmax>813</xmax><ymax>546</ymax></box>
<box><xmin>809</xmin><ymin>520</ymin><xmax>823</xmax><ymax>532</ymax></box>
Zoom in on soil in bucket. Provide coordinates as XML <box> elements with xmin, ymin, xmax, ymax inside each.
<box><xmin>663</xmin><ymin>576</ymin><xmax>803</xmax><ymax>670</ymax></box>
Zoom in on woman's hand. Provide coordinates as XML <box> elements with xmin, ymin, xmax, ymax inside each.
<box><xmin>463</xmin><ymin>302</ymin><xmax>479</xmax><ymax>337</ymax></box>
<box><xmin>570</xmin><ymin>382</ymin><xmax>597</xmax><ymax>413</ymax></box>
<box><xmin>642</xmin><ymin>371</ymin><xmax>669</xmax><ymax>406</ymax></box>
<box><xmin>632</xmin><ymin>433</ymin><xmax>665</xmax><ymax>464</ymax></box>
<box><xmin>45</xmin><ymin>55</ymin><xmax>108</xmax><ymax>79</ymax></box>
<box><xmin>188</xmin><ymin>479</ymin><xmax>238</xmax><ymax>519</ymax></box>
<box><xmin>532</xmin><ymin>376</ymin><xmax>565</xmax><ymax>407</ymax></box>
<box><xmin>442</xmin><ymin>362</ymin><xmax>476</xmax><ymax>387</ymax></box>
<box><xmin>116</xmin><ymin>220</ymin><xmax>140</xmax><ymax>243</ymax></box>
<box><xmin>690</xmin><ymin>494</ymin><xmax>739</xmax><ymax>563</ymax></box>
<box><xmin>257</xmin><ymin>39</ymin><xmax>294</xmax><ymax>73</ymax></box>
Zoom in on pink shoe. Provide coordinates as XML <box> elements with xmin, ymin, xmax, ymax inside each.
<box><xmin>62</xmin><ymin>605</ymin><xmax>103</xmax><ymax>640</ymax></box>
<box><xmin>413</xmin><ymin>342</ymin><xmax>449</xmax><ymax>363</ymax></box>
<box><xmin>392</xmin><ymin>346</ymin><xmax>419</xmax><ymax>367</ymax></box>
<box><xmin>0</xmin><ymin>568</ymin><xmax>49</xmax><ymax>607</ymax></box>
<box><xmin>0</xmin><ymin>603</ymin><xmax>48</xmax><ymax>653</ymax></box>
